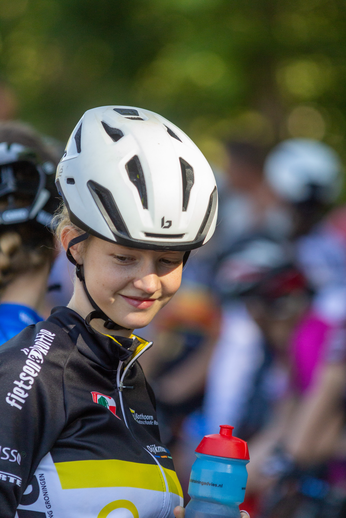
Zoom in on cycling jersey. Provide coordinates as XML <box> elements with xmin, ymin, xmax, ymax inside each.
<box><xmin>0</xmin><ymin>303</ymin><xmax>42</xmax><ymax>346</ymax></box>
<box><xmin>0</xmin><ymin>306</ymin><xmax>183</xmax><ymax>518</ymax></box>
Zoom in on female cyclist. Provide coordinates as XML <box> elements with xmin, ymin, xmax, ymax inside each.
<box><xmin>0</xmin><ymin>106</ymin><xmax>251</xmax><ymax>518</ymax></box>
<box><xmin>0</xmin><ymin>121</ymin><xmax>60</xmax><ymax>344</ymax></box>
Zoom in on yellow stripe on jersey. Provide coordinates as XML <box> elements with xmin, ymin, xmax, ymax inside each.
<box><xmin>55</xmin><ymin>459</ymin><xmax>183</xmax><ymax>497</ymax></box>
<box><xmin>163</xmin><ymin>466</ymin><xmax>184</xmax><ymax>498</ymax></box>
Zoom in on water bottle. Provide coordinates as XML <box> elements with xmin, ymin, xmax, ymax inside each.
<box><xmin>185</xmin><ymin>425</ymin><xmax>250</xmax><ymax>518</ymax></box>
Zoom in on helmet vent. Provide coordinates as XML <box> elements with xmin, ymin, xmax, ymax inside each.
<box><xmin>66</xmin><ymin>178</ymin><xmax>75</xmax><ymax>185</ymax></box>
<box><xmin>165</xmin><ymin>125</ymin><xmax>182</xmax><ymax>142</ymax></box>
<box><xmin>145</xmin><ymin>232</ymin><xmax>185</xmax><ymax>239</ymax></box>
<box><xmin>114</xmin><ymin>108</ymin><xmax>139</xmax><ymax>116</ymax></box>
<box><xmin>180</xmin><ymin>158</ymin><xmax>194</xmax><ymax>211</ymax></box>
<box><xmin>125</xmin><ymin>156</ymin><xmax>148</xmax><ymax>209</ymax></box>
<box><xmin>196</xmin><ymin>186</ymin><xmax>218</xmax><ymax>241</ymax></box>
<box><xmin>101</xmin><ymin>121</ymin><xmax>124</xmax><ymax>143</ymax></box>
<box><xmin>88</xmin><ymin>180</ymin><xmax>129</xmax><ymax>237</ymax></box>
<box><xmin>74</xmin><ymin>123</ymin><xmax>82</xmax><ymax>153</ymax></box>
<box><xmin>113</xmin><ymin>108</ymin><xmax>144</xmax><ymax>121</ymax></box>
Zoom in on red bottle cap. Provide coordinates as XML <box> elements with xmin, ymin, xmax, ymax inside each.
<box><xmin>195</xmin><ymin>425</ymin><xmax>250</xmax><ymax>460</ymax></box>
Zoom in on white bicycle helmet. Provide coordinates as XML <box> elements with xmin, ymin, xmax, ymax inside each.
<box><xmin>56</xmin><ymin>106</ymin><xmax>218</xmax><ymax>251</ymax></box>
<box><xmin>264</xmin><ymin>138</ymin><xmax>342</xmax><ymax>204</ymax></box>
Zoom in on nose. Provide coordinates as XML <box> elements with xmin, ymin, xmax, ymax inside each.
<box><xmin>133</xmin><ymin>259</ymin><xmax>161</xmax><ymax>295</ymax></box>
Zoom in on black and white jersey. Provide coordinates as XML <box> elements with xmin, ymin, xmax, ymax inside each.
<box><xmin>0</xmin><ymin>306</ymin><xmax>183</xmax><ymax>517</ymax></box>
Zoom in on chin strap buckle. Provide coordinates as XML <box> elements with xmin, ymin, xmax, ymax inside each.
<box><xmin>104</xmin><ymin>319</ymin><xmax>130</xmax><ymax>330</ymax></box>
<box><xmin>85</xmin><ymin>310</ymin><xmax>131</xmax><ymax>331</ymax></box>
<box><xmin>118</xmin><ymin>382</ymin><xmax>134</xmax><ymax>392</ymax></box>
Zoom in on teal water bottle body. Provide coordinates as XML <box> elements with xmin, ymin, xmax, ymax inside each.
<box><xmin>185</xmin><ymin>425</ymin><xmax>249</xmax><ymax>518</ymax></box>
<box><xmin>185</xmin><ymin>499</ymin><xmax>241</xmax><ymax>518</ymax></box>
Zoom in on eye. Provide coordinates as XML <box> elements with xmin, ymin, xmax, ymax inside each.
<box><xmin>159</xmin><ymin>254</ymin><xmax>184</xmax><ymax>267</ymax></box>
<box><xmin>112</xmin><ymin>254</ymin><xmax>135</xmax><ymax>265</ymax></box>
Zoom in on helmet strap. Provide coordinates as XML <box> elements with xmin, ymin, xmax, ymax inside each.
<box><xmin>66</xmin><ymin>233</ymin><xmax>130</xmax><ymax>331</ymax></box>
<box><xmin>66</xmin><ymin>233</ymin><xmax>89</xmax><ymax>269</ymax></box>
<box><xmin>183</xmin><ymin>251</ymin><xmax>190</xmax><ymax>266</ymax></box>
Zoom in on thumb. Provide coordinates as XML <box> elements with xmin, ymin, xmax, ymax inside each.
<box><xmin>173</xmin><ymin>505</ymin><xmax>185</xmax><ymax>518</ymax></box>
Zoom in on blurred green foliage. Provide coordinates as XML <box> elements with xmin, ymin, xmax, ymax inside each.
<box><xmin>1</xmin><ymin>0</ymin><xmax>346</xmax><ymax>167</ymax></box>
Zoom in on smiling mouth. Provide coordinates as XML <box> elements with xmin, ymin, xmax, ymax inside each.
<box><xmin>121</xmin><ymin>295</ymin><xmax>157</xmax><ymax>309</ymax></box>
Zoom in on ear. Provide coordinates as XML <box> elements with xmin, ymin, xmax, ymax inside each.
<box><xmin>60</xmin><ymin>226</ymin><xmax>83</xmax><ymax>265</ymax></box>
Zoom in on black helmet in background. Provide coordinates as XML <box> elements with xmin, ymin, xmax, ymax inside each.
<box><xmin>213</xmin><ymin>233</ymin><xmax>310</xmax><ymax>304</ymax></box>
<box><xmin>0</xmin><ymin>122</ymin><xmax>61</xmax><ymax>234</ymax></box>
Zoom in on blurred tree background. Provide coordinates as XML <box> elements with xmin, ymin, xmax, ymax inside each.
<box><xmin>1</xmin><ymin>0</ymin><xmax>346</xmax><ymax>170</ymax></box>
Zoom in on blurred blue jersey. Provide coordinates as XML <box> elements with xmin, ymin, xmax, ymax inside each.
<box><xmin>0</xmin><ymin>303</ymin><xmax>42</xmax><ymax>345</ymax></box>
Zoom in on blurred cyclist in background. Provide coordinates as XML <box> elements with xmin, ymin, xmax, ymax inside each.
<box><xmin>0</xmin><ymin>121</ymin><xmax>61</xmax><ymax>344</ymax></box>
<box><xmin>207</xmin><ymin>233</ymin><xmax>312</xmax><ymax>441</ymax></box>
<box><xmin>241</xmin><ymin>139</ymin><xmax>346</xmax><ymax>518</ymax></box>
<box><xmin>264</xmin><ymin>139</ymin><xmax>346</xmax><ymax>374</ymax></box>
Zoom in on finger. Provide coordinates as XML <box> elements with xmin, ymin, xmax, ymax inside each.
<box><xmin>173</xmin><ymin>505</ymin><xmax>185</xmax><ymax>518</ymax></box>
<box><xmin>240</xmin><ymin>511</ymin><xmax>250</xmax><ymax>518</ymax></box>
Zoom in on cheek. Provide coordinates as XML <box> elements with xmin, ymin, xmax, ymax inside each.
<box><xmin>163</xmin><ymin>268</ymin><xmax>183</xmax><ymax>299</ymax></box>
<box><xmin>86</xmin><ymin>258</ymin><xmax>125</xmax><ymax>293</ymax></box>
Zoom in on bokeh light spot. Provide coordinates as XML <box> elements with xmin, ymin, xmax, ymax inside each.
<box><xmin>186</xmin><ymin>51</ymin><xmax>226</xmax><ymax>87</ymax></box>
<box><xmin>287</xmin><ymin>105</ymin><xmax>326</xmax><ymax>139</ymax></box>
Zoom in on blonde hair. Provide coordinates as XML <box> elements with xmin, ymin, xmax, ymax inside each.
<box><xmin>53</xmin><ymin>203</ymin><xmax>85</xmax><ymax>242</ymax></box>
<box><xmin>52</xmin><ymin>203</ymin><xmax>91</xmax><ymax>261</ymax></box>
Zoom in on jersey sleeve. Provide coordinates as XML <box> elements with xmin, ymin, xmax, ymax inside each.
<box><xmin>0</xmin><ymin>322</ymin><xmax>67</xmax><ymax>517</ymax></box>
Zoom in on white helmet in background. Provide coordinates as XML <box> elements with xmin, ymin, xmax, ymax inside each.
<box><xmin>56</xmin><ymin>106</ymin><xmax>218</xmax><ymax>251</ymax></box>
<box><xmin>264</xmin><ymin>138</ymin><xmax>342</xmax><ymax>204</ymax></box>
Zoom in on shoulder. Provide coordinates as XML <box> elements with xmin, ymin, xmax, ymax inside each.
<box><xmin>0</xmin><ymin>319</ymin><xmax>75</xmax><ymax>370</ymax></box>
<box><xmin>0</xmin><ymin>320</ymin><xmax>75</xmax><ymax>413</ymax></box>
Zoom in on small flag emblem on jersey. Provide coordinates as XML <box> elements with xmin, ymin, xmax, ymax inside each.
<box><xmin>91</xmin><ymin>392</ymin><xmax>120</xmax><ymax>419</ymax></box>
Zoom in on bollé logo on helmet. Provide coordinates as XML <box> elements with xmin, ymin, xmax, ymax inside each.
<box><xmin>161</xmin><ymin>217</ymin><xmax>172</xmax><ymax>229</ymax></box>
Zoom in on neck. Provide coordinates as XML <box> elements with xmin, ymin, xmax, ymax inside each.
<box><xmin>1</xmin><ymin>263</ymin><xmax>51</xmax><ymax>314</ymax></box>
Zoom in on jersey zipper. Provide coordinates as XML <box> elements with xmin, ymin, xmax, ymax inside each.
<box><xmin>117</xmin><ymin>344</ymin><xmax>172</xmax><ymax>518</ymax></box>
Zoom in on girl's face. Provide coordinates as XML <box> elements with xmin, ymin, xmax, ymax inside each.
<box><xmin>67</xmin><ymin>233</ymin><xmax>185</xmax><ymax>335</ymax></box>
